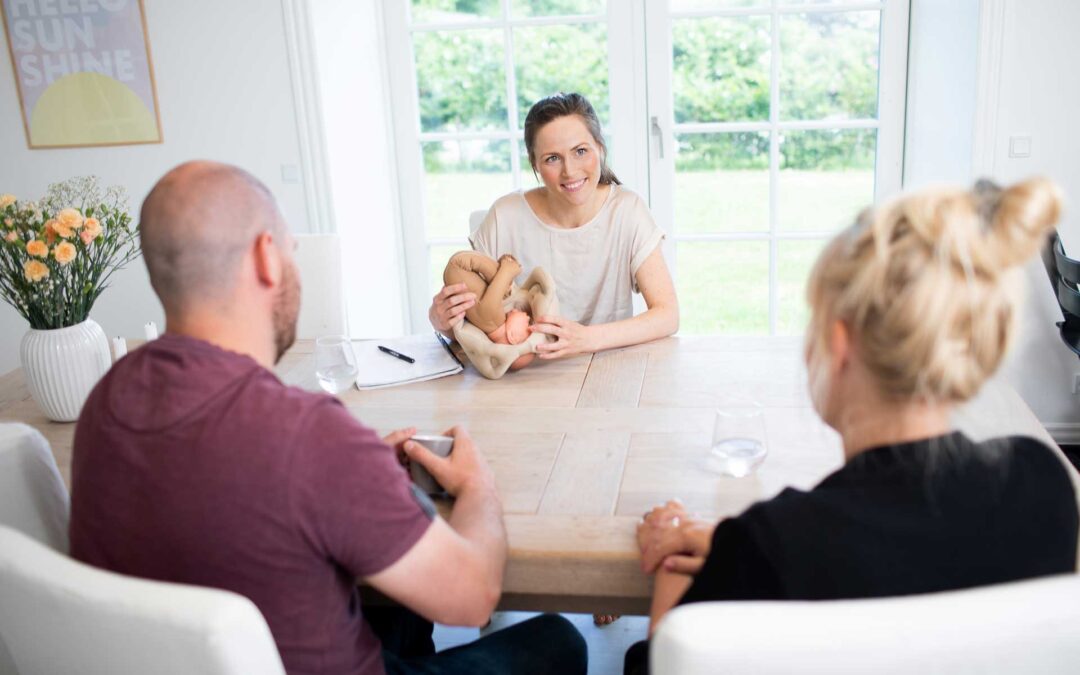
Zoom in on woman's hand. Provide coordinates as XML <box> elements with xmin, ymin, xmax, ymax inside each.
<box><xmin>638</xmin><ymin>499</ymin><xmax>716</xmax><ymax>575</ymax></box>
<box><xmin>529</xmin><ymin>315</ymin><xmax>597</xmax><ymax>359</ymax></box>
<box><xmin>429</xmin><ymin>283</ymin><xmax>476</xmax><ymax>333</ymax></box>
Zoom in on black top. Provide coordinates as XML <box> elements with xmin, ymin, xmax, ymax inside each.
<box><xmin>680</xmin><ymin>433</ymin><xmax>1078</xmax><ymax>604</ymax></box>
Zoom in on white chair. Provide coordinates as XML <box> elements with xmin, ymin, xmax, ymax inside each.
<box><xmin>293</xmin><ymin>233</ymin><xmax>347</xmax><ymax>339</ymax></box>
<box><xmin>651</xmin><ymin>574</ymin><xmax>1080</xmax><ymax>675</ymax></box>
<box><xmin>0</xmin><ymin>525</ymin><xmax>285</xmax><ymax>675</ymax></box>
<box><xmin>0</xmin><ymin>423</ymin><xmax>68</xmax><ymax>553</ymax></box>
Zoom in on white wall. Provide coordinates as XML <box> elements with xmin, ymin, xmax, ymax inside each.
<box><xmin>0</xmin><ymin>0</ymin><xmax>312</xmax><ymax>373</ymax></box>
<box><xmin>905</xmin><ymin>0</ymin><xmax>1080</xmax><ymax>440</ymax></box>
<box><xmin>979</xmin><ymin>0</ymin><xmax>1080</xmax><ymax>440</ymax></box>
<box><xmin>309</xmin><ymin>0</ymin><xmax>408</xmax><ymax>338</ymax></box>
<box><xmin>903</xmin><ymin>0</ymin><xmax>980</xmax><ymax>189</ymax></box>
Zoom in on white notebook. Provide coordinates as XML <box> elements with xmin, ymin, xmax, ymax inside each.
<box><xmin>353</xmin><ymin>333</ymin><xmax>463</xmax><ymax>390</ymax></box>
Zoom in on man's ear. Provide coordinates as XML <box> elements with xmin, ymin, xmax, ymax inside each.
<box><xmin>253</xmin><ymin>231</ymin><xmax>282</xmax><ymax>288</ymax></box>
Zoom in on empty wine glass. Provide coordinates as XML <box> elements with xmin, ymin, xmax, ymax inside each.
<box><xmin>706</xmin><ymin>403</ymin><xmax>768</xmax><ymax>478</ymax></box>
<box><xmin>315</xmin><ymin>336</ymin><xmax>358</xmax><ymax>394</ymax></box>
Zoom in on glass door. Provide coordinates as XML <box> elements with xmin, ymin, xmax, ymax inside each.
<box><xmin>382</xmin><ymin>0</ymin><xmax>908</xmax><ymax>335</ymax></box>
<box><xmin>383</xmin><ymin>0</ymin><xmax>641</xmax><ymax>329</ymax></box>
<box><xmin>645</xmin><ymin>0</ymin><xmax>909</xmax><ymax>335</ymax></box>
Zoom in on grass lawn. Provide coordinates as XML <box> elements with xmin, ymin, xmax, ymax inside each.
<box><xmin>422</xmin><ymin>170</ymin><xmax>869</xmax><ymax>335</ymax></box>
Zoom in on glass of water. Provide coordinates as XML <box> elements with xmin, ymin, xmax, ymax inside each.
<box><xmin>707</xmin><ymin>404</ymin><xmax>768</xmax><ymax>478</ymax></box>
<box><xmin>315</xmin><ymin>335</ymin><xmax>358</xmax><ymax>394</ymax></box>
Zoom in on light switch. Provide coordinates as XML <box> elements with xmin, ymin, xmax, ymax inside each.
<box><xmin>1009</xmin><ymin>136</ymin><xmax>1032</xmax><ymax>158</ymax></box>
<box><xmin>281</xmin><ymin>164</ymin><xmax>301</xmax><ymax>183</ymax></box>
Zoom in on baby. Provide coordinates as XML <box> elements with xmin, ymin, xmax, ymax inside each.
<box><xmin>443</xmin><ymin>251</ymin><xmax>535</xmax><ymax>370</ymax></box>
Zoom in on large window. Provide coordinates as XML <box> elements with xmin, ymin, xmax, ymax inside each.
<box><xmin>383</xmin><ymin>1</ymin><xmax>908</xmax><ymax>335</ymax></box>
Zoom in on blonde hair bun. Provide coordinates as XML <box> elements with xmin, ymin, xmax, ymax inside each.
<box><xmin>806</xmin><ymin>176</ymin><xmax>1063</xmax><ymax>404</ymax></box>
<box><xmin>982</xmin><ymin>176</ymin><xmax>1063</xmax><ymax>271</ymax></box>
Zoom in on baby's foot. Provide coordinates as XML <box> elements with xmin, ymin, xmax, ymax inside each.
<box><xmin>497</xmin><ymin>254</ymin><xmax>522</xmax><ymax>276</ymax></box>
<box><xmin>593</xmin><ymin>613</ymin><xmax>621</xmax><ymax>626</ymax></box>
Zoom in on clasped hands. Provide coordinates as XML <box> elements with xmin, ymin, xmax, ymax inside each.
<box><xmin>637</xmin><ymin>499</ymin><xmax>716</xmax><ymax>576</ymax></box>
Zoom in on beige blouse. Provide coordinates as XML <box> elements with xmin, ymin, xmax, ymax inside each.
<box><xmin>469</xmin><ymin>185</ymin><xmax>664</xmax><ymax>325</ymax></box>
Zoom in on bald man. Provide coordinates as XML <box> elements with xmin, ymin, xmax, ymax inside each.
<box><xmin>69</xmin><ymin>162</ymin><xmax>586</xmax><ymax>675</ymax></box>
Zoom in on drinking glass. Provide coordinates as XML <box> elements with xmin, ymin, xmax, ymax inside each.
<box><xmin>315</xmin><ymin>336</ymin><xmax>358</xmax><ymax>394</ymax></box>
<box><xmin>707</xmin><ymin>404</ymin><xmax>768</xmax><ymax>477</ymax></box>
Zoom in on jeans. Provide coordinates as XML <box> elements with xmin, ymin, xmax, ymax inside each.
<box><xmin>367</xmin><ymin>606</ymin><xmax>588</xmax><ymax>675</ymax></box>
<box><xmin>624</xmin><ymin>639</ymin><xmax>650</xmax><ymax>675</ymax></box>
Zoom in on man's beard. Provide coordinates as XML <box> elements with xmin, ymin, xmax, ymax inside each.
<box><xmin>272</xmin><ymin>261</ymin><xmax>301</xmax><ymax>363</ymax></box>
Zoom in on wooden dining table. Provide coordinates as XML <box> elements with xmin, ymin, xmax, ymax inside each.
<box><xmin>0</xmin><ymin>335</ymin><xmax>1057</xmax><ymax>614</ymax></box>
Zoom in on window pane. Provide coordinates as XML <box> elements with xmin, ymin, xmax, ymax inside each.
<box><xmin>518</xmin><ymin>143</ymin><xmax>542</xmax><ymax>188</ymax></box>
<box><xmin>415</xmin><ymin>30</ymin><xmax>507</xmax><ymax>132</ymax></box>
<box><xmin>677</xmin><ymin>241</ymin><xmax>769</xmax><ymax>335</ymax></box>
<box><xmin>675</xmin><ymin>132</ymin><xmax>769</xmax><ymax>234</ymax></box>
<box><xmin>779</xmin><ymin>129</ymin><xmax>874</xmax><ymax>232</ymax></box>
<box><xmin>429</xmin><ymin>243</ymin><xmax>469</xmax><ymax>296</ymax></box>
<box><xmin>514</xmin><ymin>23</ymin><xmax>609</xmax><ymax>128</ymax></box>
<box><xmin>779</xmin><ymin>12</ymin><xmax>880</xmax><ymax>121</ymax></box>
<box><xmin>673</xmin><ymin>16</ymin><xmax>771</xmax><ymax>123</ymax></box>
<box><xmin>423</xmin><ymin>140</ymin><xmax>513</xmax><ymax>239</ymax></box>
<box><xmin>510</xmin><ymin>0</ymin><xmax>604</xmax><ymax>17</ymax></box>
<box><xmin>779</xmin><ymin>0</ymin><xmax>873</xmax><ymax>4</ymax></box>
<box><xmin>410</xmin><ymin>0</ymin><xmax>500</xmax><ymax>24</ymax></box>
<box><xmin>777</xmin><ymin>239</ymin><xmax>827</xmax><ymax>336</ymax></box>
<box><xmin>672</xmin><ymin>0</ymin><xmax>769</xmax><ymax>9</ymax></box>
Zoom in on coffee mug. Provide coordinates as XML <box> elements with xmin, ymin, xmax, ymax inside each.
<box><xmin>409</xmin><ymin>434</ymin><xmax>454</xmax><ymax>494</ymax></box>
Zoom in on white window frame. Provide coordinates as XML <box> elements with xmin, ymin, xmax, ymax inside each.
<box><xmin>644</xmin><ymin>0</ymin><xmax>910</xmax><ymax>335</ymax></box>
<box><xmin>382</xmin><ymin>1</ymin><xmax>642</xmax><ymax>331</ymax></box>
<box><xmin>383</xmin><ymin>0</ymin><xmax>909</xmax><ymax>334</ymax></box>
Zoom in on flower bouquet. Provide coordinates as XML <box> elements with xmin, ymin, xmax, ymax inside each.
<box><xmin>0</xmin><ymin>177</ymin><xmax>140</xmax><ymax>421</ymax></box>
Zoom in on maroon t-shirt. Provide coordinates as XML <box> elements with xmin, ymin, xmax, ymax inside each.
<box><xmin>70</xmin><ymin>334</ymin><xmax>432</xmax><ymax>675</ymax></box>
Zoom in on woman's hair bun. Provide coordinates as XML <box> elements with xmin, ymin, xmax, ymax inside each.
<box><xmin>981</xmin><ymin>176</ymin><xmax>1062</xmax><ymax>270</ymax></box>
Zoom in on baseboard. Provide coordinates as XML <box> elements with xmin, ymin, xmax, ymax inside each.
<box><xmin>1043</xmin><ymin>423</ymin><xmax>1080</xmax><ymax>445</ymax></box>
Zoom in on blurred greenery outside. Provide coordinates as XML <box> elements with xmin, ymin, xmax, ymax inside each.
<box><xmin>411</xmin><ymin>0</ymin><xmax>880</xmax><ymax>335</ymax></box>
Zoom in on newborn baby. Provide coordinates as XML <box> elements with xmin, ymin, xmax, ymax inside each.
<box><xmin>444</xmin><ymin>251</ymin><xmax>535</xmax><ymax>370</ymax></box>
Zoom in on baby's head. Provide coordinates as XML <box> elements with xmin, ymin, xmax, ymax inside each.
<box><xmin>504</xmin><ymin>309</ymin><xmax>532</xmax><ymax>345</ymax></box>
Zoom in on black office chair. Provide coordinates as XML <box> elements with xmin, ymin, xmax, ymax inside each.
<box><xmin>1042</xmin><ymin>231</ymin><xmax>1080</xmax><ymax>358</ymax></box>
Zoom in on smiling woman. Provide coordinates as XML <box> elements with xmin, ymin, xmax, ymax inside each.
<box><xmin>428</xmin><ymin>92</ymin><xmax>679</xmax><ymax>361</ymax></box>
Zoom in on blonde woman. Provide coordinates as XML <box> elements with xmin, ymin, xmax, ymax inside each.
<box><xmin>626</xmin><ymin>178</ymin><xmax>1079</xmax><ymax>673</ymax></box>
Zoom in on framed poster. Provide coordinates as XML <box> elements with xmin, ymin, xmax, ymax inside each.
<box><xmin>1</xmin><ymin>0</ymin><xmax>162</xmax><ymax>149</ymax></box>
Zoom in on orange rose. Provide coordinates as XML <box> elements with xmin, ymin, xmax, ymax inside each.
<box><xmin>53</xmin><ymin>241</ymin><xmax>76</xmax><ymax>265</ymax></box>
<box><xmin>52</xmin><ymin>220</ymin><xmax>74</xmax><ymax>239</ymax></box>
<box><xmin>25</xmin><ymin>240</ymin><xmax>48</xmax><ymax>258</ymax></box>
<box><xmin>44</xmin><ymin>219</ymin><xmax>60</xmax><ymax>243</ymax></box>
<box><xmin>0</xmin><ymin>194</ymin><xmax>15</xmax><ymax>208</ymax></box>
<box><xmin>23</xmin><ymin>260</ymin><xmax>48</xmax><ymax>282</ymax></box>
<box><xmin>57</xmin><ymin>207</ymin><xmax>83</xmax><ymax>231</ymax></box>
<box><xmin>82</xmin><ymin>217</ymin><xmax>102</xmax><ymax>240</ymax></box>
<box><xmin>4</xmin><ymin>231</ymin><xmax>17</xmax><ymax>242</ymax></box>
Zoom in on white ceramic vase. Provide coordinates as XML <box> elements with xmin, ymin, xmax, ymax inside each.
<box><xmin>20</xmin><ymin>319</ymin><xmax>112</xmax><ymax>423</ymax></box>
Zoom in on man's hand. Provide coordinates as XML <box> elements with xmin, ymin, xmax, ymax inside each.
<box><xmin>382</xmin><ymin>427</ymin><xmax>417</xmax><ymax>466</ymax></box>
<box><xmin>403</xmin><ymin>426</ymin><xmax>496</xmax><ymax>497</ymax></box>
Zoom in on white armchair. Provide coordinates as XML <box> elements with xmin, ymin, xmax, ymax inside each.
<box><xmin>0</xmin><ymin>525</ymin><xmax>285</xmax><ymax>675</ymax></box>
<box><xmin>651</xmin><ymin>574</ymin><xmax>1080</xmax><ymax>675</ymax></box>
<box><xmin>0</xmin><ymin>423</ymin><xmax>68</xmax><ymax>553</ymax></box>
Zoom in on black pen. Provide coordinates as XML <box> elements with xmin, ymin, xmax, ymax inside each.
<box><xmin>378</xmin><ymin>345</ymin><xmax>415</xmax><ymax>364</ymax></box>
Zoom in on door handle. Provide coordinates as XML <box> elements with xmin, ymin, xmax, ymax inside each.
<box><xmin>651</xmin><ymin>116</ymin><xmax>664</xmax><ymax>159</ymax></box>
